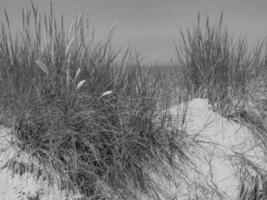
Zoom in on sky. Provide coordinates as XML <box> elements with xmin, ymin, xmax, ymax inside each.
<box><xmin>1</xmin><ymin>0</ymin><xmax>267</xmax><ymax>63</ymax></box>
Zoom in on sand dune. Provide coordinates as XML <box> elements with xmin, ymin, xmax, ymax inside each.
<box><xmin>0</xmin><ymin>126</ymin><xmax>82</xmax><ymax>200</ymax></box>
<box><xmin>0</xmin><ymin>98</ymin><xmax>266</xmax><ymax>200</ymax></box>
<box><xmin>144</xmin><ymin>98</ymin><xmax>267</xmax><ymax>200</ymax></box>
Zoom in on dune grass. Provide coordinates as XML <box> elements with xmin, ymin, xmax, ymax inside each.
<box><xmin>0</xmin><ymin>2</ymin><xmax>267</xmax><ymax>200</ymax></box>
<box><xmin>0</xmin><ymin>2</ymin><xmax>190</xmax><ymax>200</ymax></box>
<box><xmin>175</xmin><ymin>14</ymin><xmax>267</xmax><ymax>148</ymax></box>
<box><xmin>175</xmin><ymin>14</ymin><xmax>267</xmax><ymax>200</ymax></box>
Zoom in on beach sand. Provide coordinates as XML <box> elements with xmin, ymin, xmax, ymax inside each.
<box><xmin>0</xmin><ymin>98</ymin><xmax>266</xmax><ymax>200</ymax></box>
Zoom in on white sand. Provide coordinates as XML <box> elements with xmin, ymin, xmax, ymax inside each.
<box><xmin>0</xmin><ymin>126</ymin><xmax>83</xmax><ymax>200</ymax></box>
<box><xmin>0</xmin><ymin>98</ymin><xmax>266</xmax><ymax>200</ymax></box>
<box><xmin>146</xmin><ymin>98</ymin><xmax>267</xmax><ymax>200</ymax></box>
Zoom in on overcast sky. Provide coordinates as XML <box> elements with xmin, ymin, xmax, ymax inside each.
<box><xmin>1</xmin><ymin>0</ymin><xmax>267</xmax><ymax>63</ymax></box>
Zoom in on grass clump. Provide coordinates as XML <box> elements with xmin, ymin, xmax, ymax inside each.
<box><xmin>175</xmin><ymin>14</ymin><xmax>265</xmax><ymax>108</ymax></box>
<box><xmin>174</xmin><ymin>15</ymin><xmax>267</xmax><ymax>198</ymax></box>
<box><xmin>175</xmin><ymin>14</ymin><xmax>267</xmax><ymax>145</ymax></box>
<box><xmin>0</xmin><ymin>2</ymin><xmax>189</xmax><ymax>200</ymax></box>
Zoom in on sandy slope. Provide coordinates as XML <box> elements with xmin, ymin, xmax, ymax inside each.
<box><xmin>0</xmin><ymin>126</ymin><xmax>83</xmax><ymax>200</ymax></box>
<box><xmin>0</xmin><ymin>98</ymin><xmax>266</xmax><ymax>200</ymax></box>
<box><xmin>150</xmin><ymin>98</ymin><xmax>267</xmax><ymax>200</ymax></box>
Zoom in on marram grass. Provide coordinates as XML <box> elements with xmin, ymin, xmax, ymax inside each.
<box><xmin>0</xmin><ymin>2</ymin><xmax>267</xmax><ymax>200</ymax></box>
<box><xmin>0</xmin><ymin>2</ymin><xmax>190</xmax><ymax>200</ymax></box>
